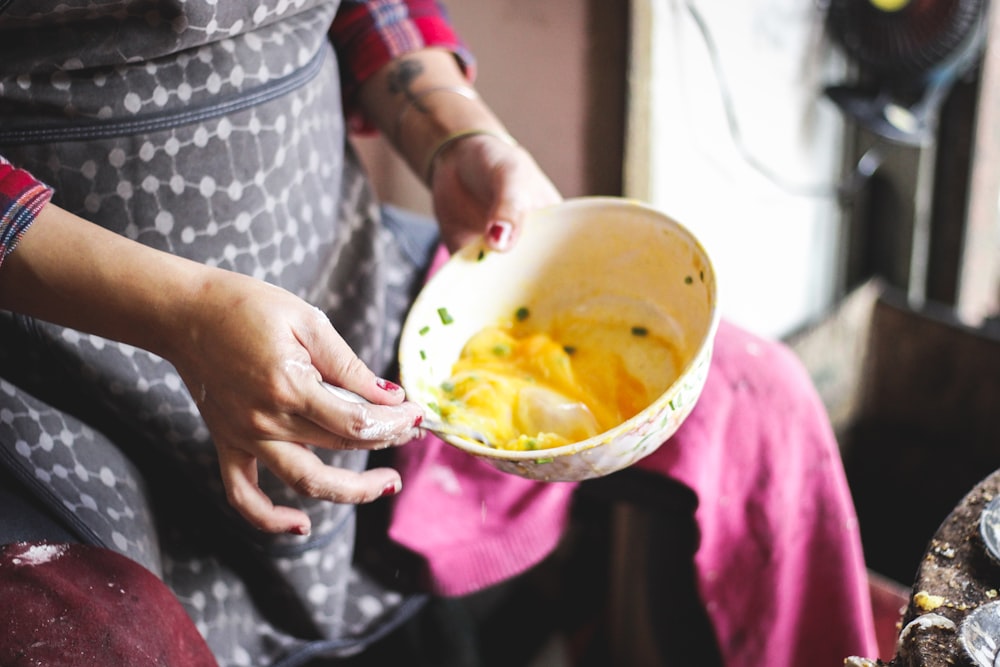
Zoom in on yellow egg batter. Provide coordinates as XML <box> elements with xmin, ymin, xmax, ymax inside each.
<box><xmin>433</xmin><ymin>309</ymin><xmax>684</xmax><ymax>451</ymax></box>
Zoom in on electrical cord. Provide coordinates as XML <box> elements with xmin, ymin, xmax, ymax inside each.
<box><xmin>679</xmin><ymin>0</ymin><xmax>846</xmax><ymax>199</ymax></box>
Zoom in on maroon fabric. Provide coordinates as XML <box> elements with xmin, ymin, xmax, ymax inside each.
<box><xmin>0</xmin><ymin>542</ymin><xmax>217</xmax><ymax>666</ymax></box>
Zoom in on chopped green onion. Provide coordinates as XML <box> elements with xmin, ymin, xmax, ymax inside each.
<box><xmin>440</xmin><ymin>380</ymin><xmax>455</xmax><ymax>393</ymax></box>
<box><xmin>418</xmin><ymin>325</ymin><xmax>430</xmax><ymax>336</ymax></box>
<box><xmin>684</xmin><ymin>275</ymin><xmax>694</xmax><ymax>285</ymax></box>
<box><xmin>477</xmin><ymin>249</ymin><xmax>486</xmax><ymax>261</ymax></box>
<box><xmin>437</xmin><ymin>307</ymin><xmax>454</xmax><ymax>325</ymax></box>
<box><xmin>563</xmin><ymin>345</ymin><xmax>576</xmax><ymax>355</ymax></box>
<box><xmin>534</xmin><ymin>457</ymin><xmax>554</xmax><ymax>464</ymax></box>
<box><xmin>631</xmin><ymin>326</ymin><xmax>648</xmax><ymax>337</ymax></box>
<box><xmin>492</xmin><ymin>343</ymin><xmax>512</xmax><ymax>357</ymax></box>
<box><xmin>515</xmin><ymin>306</ymin><xmax>530</xmax><ymax>321</ymax></box>
<box><xmin>419</xmin><ymin>350</ymin><xmax>427</xmax><ymax>360</ymax></box>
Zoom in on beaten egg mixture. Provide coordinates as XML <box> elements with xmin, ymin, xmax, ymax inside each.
<box><xmin>433</xmin><ymin>310</ymin><xmax>683</xmax><ymax>451</ymax></box>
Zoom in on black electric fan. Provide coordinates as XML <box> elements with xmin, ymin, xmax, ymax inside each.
<box><xmin>824</xmin><ymin>0</ymin><xmax>990</xmax><ymax>146</ymax></box>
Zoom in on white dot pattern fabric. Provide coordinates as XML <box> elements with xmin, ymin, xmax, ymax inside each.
<box><xmin>0</xmin><ymin>2</ymin><xmax>433</xmax><ymax>665</ymax></box>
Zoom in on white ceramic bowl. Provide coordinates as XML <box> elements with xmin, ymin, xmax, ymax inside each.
<box><xmin>398</xmin><ymin>196</ymin><xmax>720</xmax><ymax>481</ymax></box>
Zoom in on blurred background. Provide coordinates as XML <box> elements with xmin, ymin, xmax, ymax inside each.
<box><xmin>355</xmin><ymin>0</ymin><xmax>999</xmax><ymax>340</ymax></box>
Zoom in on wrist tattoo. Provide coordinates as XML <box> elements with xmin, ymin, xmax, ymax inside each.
<box><xmin>388</xmin><ymin>59</ymin><xmax>427</xmax><ymax>110</ymax></box>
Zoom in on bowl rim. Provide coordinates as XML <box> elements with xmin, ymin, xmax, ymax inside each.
<box><xmin>400</xmin><ymin>195</ymin><xmax>721</xmax><ymax>461</ymax></box>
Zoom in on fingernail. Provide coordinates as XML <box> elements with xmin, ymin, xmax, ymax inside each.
<box><xmin>413</xmin><ymin>414</ymin><xmax>424</xmax><ymax>427</ymax></box>
<box><xmin>289</xmin><ymin>525</ymin><xmax>311</xmax><ymax>536</ymax></box>
<box><xmin>381</xmin><ymin>481</ymin><xmax>401</xmax><ymax>498</ymax></box>
<box><xmin>376</xmin><ymin>378</ymin><xmax>402</xmax><ymax>393</ymax></box>
<box><xmin>487</xmin><ymin>220</ymin><xmax>513</xmax><ymax>250</ymax></box>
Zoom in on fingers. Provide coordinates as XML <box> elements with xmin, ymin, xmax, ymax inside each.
<box><xmin>196</xmin><ymin>291</ymin><xmax>425</xmax><ymax>534</ymax></box>
<box><xmin>484</xmin><ymin>219</ymin><xmax>516</xmax><ymax>252</ymax></box>
<box><xmin>217</xmin><ymin>445</ymin><xmax>313</xmax><ymax>535</ymax></box>
<box><xmin>433</xmin><ymin>136</ymin><xmax>562</xmax><ymax>254</ymax></box>
<box><xmin>213</xmin><ymin>390</ymin><xmax>418</xmax><ymax>534</ymax></box>
<box><xmin>304</xmin><ymin>311</ymin><xmax>407</xmax><ymax>407</ymax></box>
<box><xmin>486</xmin><ymin>157</ymin><xmax>561</xmax><ymax>253</ymax></box>
<box><xmin>219</xmin><ymin>441</ymin><xmax>404</xmax><ymax>535</ymax></box>
<box><xmin>291</xmin><ymin>315</ymin><xmax>422</xmax><ymax>444</ymax></box>
<box><xmin>298</xmin><ymin>381</ymin><xmax>424</xmax><ymax>448</ymax></box>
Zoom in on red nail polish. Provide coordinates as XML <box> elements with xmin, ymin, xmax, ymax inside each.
<box><xmin>414</xmin><ymin>415</ymin><xmax>424</xmax><ymax>427</ymax></box>
<box><xmin>381</xmin><ymin>482</ymin><xmax>400</xmax><ymax>498</ymax></box>
<box><xmin>376</xmin><ymin>378</ymin><xmax>402</xmax><ymax>392</ymax></box>
<box><xmin>488</xmin><ymin>221</ymin><xmax>512</xmax><ymax>248</ymax></box>
<box><xmin>289</xmin><ymin>525</ymin><xmax>311</xmax><ymax>536</ymax></box>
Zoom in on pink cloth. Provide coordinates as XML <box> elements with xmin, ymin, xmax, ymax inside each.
<box><xmin>388</xmin><ymin>249</ymin><xmax>877</xmax><ymax>667</ymax></box>
<box><xmin>390</xmin><ymin>318</ymin><xmax>877</xmax><ymax>665</ymax></box>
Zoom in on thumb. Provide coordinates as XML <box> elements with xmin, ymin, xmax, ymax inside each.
<box><xmin>485</xmin><ymin>218</ymin><xmax>517</xmax><ymax>252</ymax></box>
<box><xmin>307</xmin><ymin>309</ymin><xmax>405</xmax><ymax>405</ymax></box>
<box><xmin>483</xmin><ymin>190</ymin><xmax>530</xmax><ymax>252</ymax></box>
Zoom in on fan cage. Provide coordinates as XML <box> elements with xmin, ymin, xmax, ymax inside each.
<box><xmin>825</xmin><ymin>0</ymin><xmax>987</xmax><ymax>79</ymax></box>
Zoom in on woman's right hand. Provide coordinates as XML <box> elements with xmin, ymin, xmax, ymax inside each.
<box><xmin>164</xmin><ymin>268</ymin><xmax>425</xmax><ymax>536</ymax></box>
<box><xmin>0</xmin><ymin>202</ymin><xmax>424</xmax><ymax>536</ymax></box>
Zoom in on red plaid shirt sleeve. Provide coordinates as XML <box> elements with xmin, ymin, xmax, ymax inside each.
<box><xmin>330</xmin><ymin>0</ymin><xmax>476</xmax><ymax>133</ymax></box>
<box><xmin>0</xmin><ymin>156</ymin><xmax>53</xmax><ymax>271</ymax></box>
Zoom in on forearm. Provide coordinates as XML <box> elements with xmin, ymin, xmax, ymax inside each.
<box><xmin>0</xmin><ymin>201</ymin><xmax>213</xmax><ymax>360</ymax></box>
<box><xmin>357</xmin><ymin>48</ymin><xmax>512</xmax><ymax>184</ymax></box>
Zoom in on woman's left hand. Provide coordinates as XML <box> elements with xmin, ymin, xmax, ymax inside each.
<box><xmin>428</xmin><ymin>132</ymin><xmax>562</xmax><ymax>254</ymax></box>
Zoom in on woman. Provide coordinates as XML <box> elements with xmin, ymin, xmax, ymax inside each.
<box><xmin>0</xmin><ymin>1</ymin><xmax>557</xmax><ymax>664</ymax></box>
<box><xmin>0</xmin><ymin>2</ymin><xmax>880</xmax><ymax>666</ymax></box>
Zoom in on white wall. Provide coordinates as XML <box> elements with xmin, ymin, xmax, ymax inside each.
<box><xmin>629</xmin><ymin>0</ymin><xmax>849</xmax><ymax>339</ymax></box>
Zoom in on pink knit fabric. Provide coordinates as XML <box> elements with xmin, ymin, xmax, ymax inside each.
<box><xmin>388</xmin><ymin>249</ymin><xmax>878</xmax><ymax>667</ymax></box>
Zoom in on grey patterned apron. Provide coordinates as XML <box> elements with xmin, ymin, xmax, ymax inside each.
<box><xmin>0</xmin><ymin>2</ymin><xmax>436</xmax><ymax>665</ymax></box>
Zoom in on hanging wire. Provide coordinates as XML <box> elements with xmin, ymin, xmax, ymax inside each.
<box><xmin>680</xmin><ymin>0</ymin><xmax>846</xmax><ymax>199</ymax></box>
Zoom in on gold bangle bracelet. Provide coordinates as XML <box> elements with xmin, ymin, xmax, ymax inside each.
<box><xmin>392</xmin><ymin>85</ymin><xmax>479</xmax><ymax>145</ymax></box>
<box><xmin>423</xmin><ymin>129</ymin><xmax>519</xmax><ymax>185</ymax></box>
